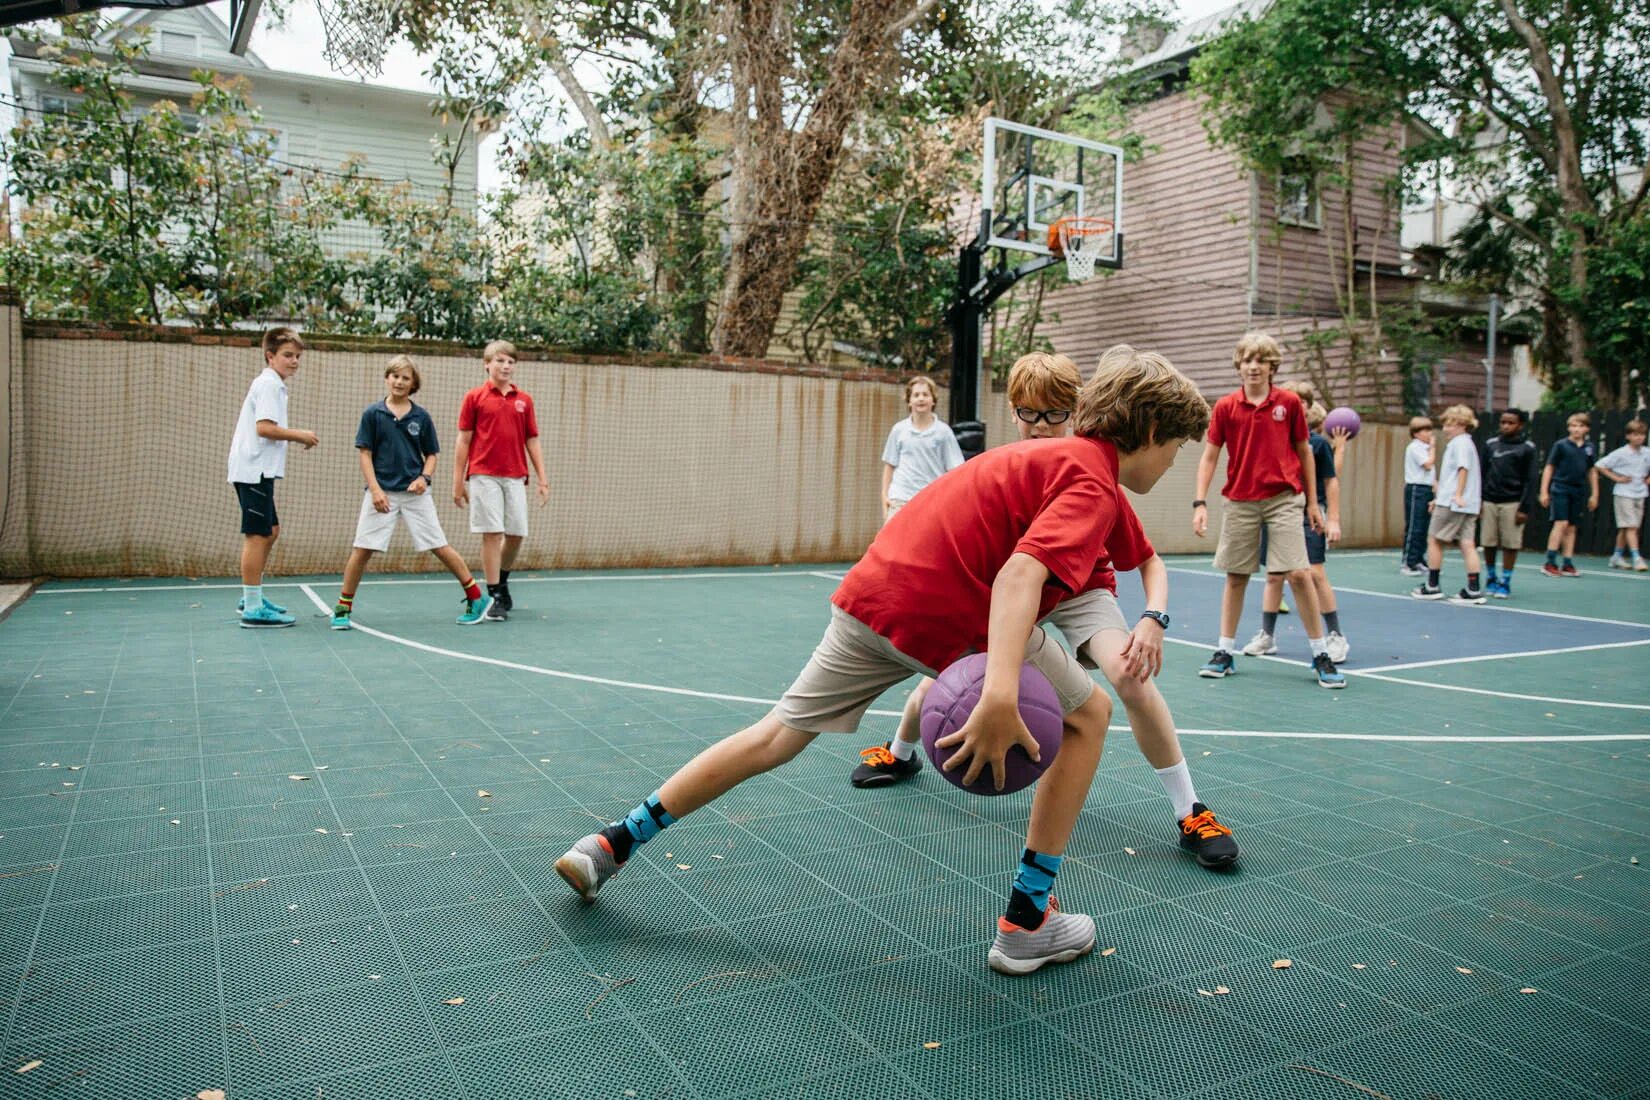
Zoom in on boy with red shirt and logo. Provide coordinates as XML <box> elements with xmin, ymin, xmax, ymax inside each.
<box><xmin>556</xmin><ymin>348</ymin><xmax>1211</xmax><ymax>976</ymax></box>
<box><xmin>1191</xmin><ymin>332</ymin><xmax>1345</xmax><ymax>688</ymax></box>
<box><xmin>452</xmin><ymin>340</ymin><xmax>550</xmax><ymax>621</ymax></box>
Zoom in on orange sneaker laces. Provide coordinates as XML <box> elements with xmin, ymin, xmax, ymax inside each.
<box><xmin>1182</xmin><ymin>809</ymin><xmax>1232</xmax><ymax>840</ymax></box>
<box><xmin>859</xmin><ymin>745</ymin><xmax>897</xmax><ymax>767</ymax></box>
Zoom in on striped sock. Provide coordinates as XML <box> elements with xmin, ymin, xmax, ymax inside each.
<box><xmin>460</xmin><ymin>577</ymin><xmax>481</xmax><ymax>601</ymax></box>
<box><xmin>243</xmin><ymin>584</ymin><xmax>262</xmax><ymax>609</ymax></box>
<box><xmin>600</xmin><ymin>792</ymin><xmax>675</xmax><ymax>863</ymax></box>
<box><xmin>1005</xmin><ymin>849</ymin><xmax>1063</xmax><ymax>930</ymax></box>
<box><xmin>335</xmin><ymin>591</ymin><xmax>354</xmax><ymax>615</ymax></box>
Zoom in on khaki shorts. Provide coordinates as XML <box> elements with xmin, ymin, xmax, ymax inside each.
<box><xmin>1427</xmin><ymin>507</ymin><xmax>1476</xmax><ymax>544</ymax></box>
<box><xmin>772</xmin><ymin>606</ymin><xmax>1096</xmax><ymax>734</ymax></box>
<box><xmin>353</xmin><ymin>489</ymin><xmax>449</xmax><ymax>552</ymax></box>
<box><xmin>1615</xmin><ymin>495</ymin><xmax>1646</xmax><ymax>530</ymax></box>
<box><xmin>1044</xmin><ymin>589</ymin><xmax>1128</xmax><ymax>670</ymax></box>
<box><xmin>1477</xmin><ymin>501</ymin><xmax>1524</xmax><ymax>548</ymax></box>
<box><xmin>468</xmin><ymin>475</ymin><xmax>528</xmax><ymax>536</ymax></box>
<box><xmin>1214</xmin><ymin>492</ymin><xmax>1309</xmax><ymax>574</ymax></box>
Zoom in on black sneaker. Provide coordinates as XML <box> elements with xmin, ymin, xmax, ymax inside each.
<box><xmin>1410</xmin><ymin>584</ymin><xmax>1445</xmax><ymax>600</ymax></box>
<box><xmin>1449</xmin><ymin>587</ymin><xmax>1487</xmax><ymax>606</ymax></box>
<box><xmin>482</xmin><ymin>601</ymin><xmax>509</xmax><ymax>622</ymax></box>
<box><xmin>850</xmin><ymin>742</ymin><xmax>923</xmax><ymax>788</ymax></box>
<box><xmin>1179</xmin><ymin>803</ymin><xmax>1240</xmax><ymax>868</ymax></box>
<box><xmin>496</xmin><ymin>583</ymin><xmax>514</xmax><ymax>611</ymax></box>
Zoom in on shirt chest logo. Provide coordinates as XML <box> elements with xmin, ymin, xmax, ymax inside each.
<box><xmin>406</xmin><ymin>421</ymin><xmax>422</xmax><ymax>437</ymax></box>
<box><xmin>514</xmin><ymin>399</ymin><xmax>527</xmax><ymax>413</ymax></box>
<box><xmin>1272</xmin><ymin>406</ymin><xmax>1287</xmax><ymax>421</ymax></box>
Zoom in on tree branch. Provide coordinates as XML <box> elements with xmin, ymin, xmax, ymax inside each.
<box><xmin>522</xmin><ymin>11</ymin><xmax>613</xmax><ymax>152</ymax></box>
<box><xmin>1497</xmin><ymin>0</ymin><xmax>1593</xmax><ymax>218</ymax></box>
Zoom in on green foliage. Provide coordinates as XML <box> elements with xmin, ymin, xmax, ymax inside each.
<box><xmin>1578</xmin><ymin>213</ymin><xmax>1650</xmax><ymax>408</ymax></box>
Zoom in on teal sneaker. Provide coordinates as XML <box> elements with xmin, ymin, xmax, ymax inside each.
<box><xmin>456</xmin><ymin>594</ymin><xmax>494</xmax><ymax>625</ymax></box>
<box><xmin>330</xmin><ymin>608</ymin><xmax>353</xmax><ymax>631</ymax></box>
<box><xmin>237</xmin><ymin>596</ymin><xmax>288</xmax><ymax>615</ymax></box>
<box><xmin>1198</xmin><ymin>649</ymin><xmax>1236</xmax><ymax>678</ymax></box>
<box><xmin>240</xmin><ymin>604</ymin><xmax>296</xmax><ymax>629</ymax></box>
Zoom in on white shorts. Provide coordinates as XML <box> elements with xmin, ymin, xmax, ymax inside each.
<box><xmin>1043</xmin><ymin>589</ymin><xmax>1129</xmax><ymax>670</ymax></box>
<box><xmin>468</xmin><ymin>475</ymin><xmax>528</xmax><ymax>536</ymax></box>
<box><xmin>353</xmin><ymin>490</ymin><xmax>449</xmax><ymax>552</ymax></box>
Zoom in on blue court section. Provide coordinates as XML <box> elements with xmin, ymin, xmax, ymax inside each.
<box><xmin>0</xmin><ymin>553</ymin><xmax>1647</xmax><ymax>1099</ymax></box>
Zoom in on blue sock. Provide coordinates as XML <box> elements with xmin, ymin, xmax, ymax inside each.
<box><xmin>1485</xmin><ymin>563</ymin><xmax>1498</xmax><ymax>582</ymax></box>
<box><xmin>1502</xmin><ymin>566</ymin><xmax>1514</xmax><ymax>583</ymax></box>
<box><xmin>600</xmin><ymin>792</ymin><xmax>675</xmax><ymax>863</ymax></box>
<box><xmin>1005</xmin><ymin>849</ymin><xmax>1063</xmax><ymax>929</ymax></box>
<box><xmin>1546</xmin><ymin>549</ymin><xmax>1558</xmax><ymax>565</ymax></box>
<box><xmin>1563</xmin><ymin>557</ymin><xmax>1575</xmax><ymax>568</ymax></box>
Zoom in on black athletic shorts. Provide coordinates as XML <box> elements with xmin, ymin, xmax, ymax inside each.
<box><xmin>235</xmin><ymin>477</ymin><xmax>279</xmax><ymax>536</ymax></box>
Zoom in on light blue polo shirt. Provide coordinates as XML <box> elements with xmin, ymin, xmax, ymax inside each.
<box><xmin>882</xmin><ymin>417</ymin><xmax>965</xmax><ymax>502</ymax></box>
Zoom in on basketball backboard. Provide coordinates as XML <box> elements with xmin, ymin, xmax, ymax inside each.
<box><xmin>981</xmin><ymin>117</ymin><xmax>1124</xmax><ymax>268</ymax></box>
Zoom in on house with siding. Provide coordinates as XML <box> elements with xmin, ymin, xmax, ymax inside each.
<box><xmin>1016</xmin><ymin>1</ymin><xmax>1518</xmax><ymax>415</ymax></box>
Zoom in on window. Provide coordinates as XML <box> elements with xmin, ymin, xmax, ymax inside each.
<box><xmin>1276</xmin><ymin>157</ymin><xmax>1321</xmax><ymax>228</ymax></box>
<box><xmin>160</xmin><ymin>31</ymin><xmax>200</xmax><ymax>57</ymax></box>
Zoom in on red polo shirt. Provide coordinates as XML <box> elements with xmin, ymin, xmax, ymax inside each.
<box><xmin>1208</xmin><ymin>386</ymin><xmax>1307</xmax><ymax>501</ymax></box>
<box><xmin>458</xmin><ymin>382</ymin><xmax>538</xmax><ymax>480</ymax></box>
<box><xmin>1080</xmin><ymin>492</ymin><xmax>1155</xmax><ymax>597</ymax></box>
<box><xmin>833</xmin><ymin>435</ymin><xmax>1125</xmax><ymax>671</ymax></box>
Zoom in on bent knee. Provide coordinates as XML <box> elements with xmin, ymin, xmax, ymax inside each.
<box><xmin>1065</xmin><ymin>687</ymin><xmax>1113</xmax><ymax>735</ymax></box>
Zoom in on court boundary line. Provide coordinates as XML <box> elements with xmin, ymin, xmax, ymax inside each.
<box><xmin>1371</xmin><ymin>637</ymin><xmax>1650</xmax><ymax>672</ymax></box>
<box><xmin>296</xmin><ymin>586</ymin><xmax>1650</xmax><ymax>741</ymax></box>
<box><xmin>34</xmin><ymin>570</ymin><xmax>838</xmax><ymax>595</ymax></box>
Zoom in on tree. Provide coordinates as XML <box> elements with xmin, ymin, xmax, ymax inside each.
<box><xmin>1191</xmin><ymin>0</ymin><xmax>1650</xmax><ymax>408</ymax></box>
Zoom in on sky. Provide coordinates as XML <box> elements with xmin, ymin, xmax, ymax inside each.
<box><xmin>240</xmin><ymin>0</ymin><xmax>1243</xmax><ymax>195</ymax></box>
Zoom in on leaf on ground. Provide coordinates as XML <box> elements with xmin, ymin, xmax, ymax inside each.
<box><xmin>676</xmin><ymin>863</ymin><xmax>692</xmax><ymax>870</ymax></box>
<box><xmin>1455</xmin><ymin>967</ymin><xmax>1473</xmax><ymax>974</ymax></box>
<box><xmin>1197</xmin><ymin>988</ymin><xmax>1213</xmax><ymax>996</ymax></box>
<box><xmin>1124</xmin><ymin>847</ymin><xmax>1137</xmax><ymax>856</ymax></box>
<box><xmin>441</xmin><ymin>997</ymin><xmax>465</xmax><ymax>1005</ymax></box>
<box><xmin>1272</xmin><ymin>959</ymin><xmax>1292</xmax><ymax>970</ymax></box>
<box><xmin>195</xmin><ymin>1091</ymin><xmax>226</xmax><ymax>1100</ymax></box>
<box><xmin>14</xmin><ymin>1060</ymin><xmax>42</xmax><ymax>1075</ymax></box>
<box><xmin>1100</xmin><ymin>947</ymin><xmax>1116</xmax><ymax>957</ymax></box>
<box><xmin>1632</xmin><ymin>857</ymin><xmax>1640</xmax><ymax>865</ymax></box>
<box><xmin>477</xmin><ymin>790</ymin><xmax>491</xmax><ymax>798</ymax></box>
<box><xmin>315</xmin><ymin>828</ymin><xmax>329</xmax><ymax>834</ymax></box>
<box><xmin>1519</xmin><ymin>987</ymin><xmax>1538</xmax><ymax>994</ymax></box>
<box><xmin>169</xmin><ymin>820</ymin><xmax>181</xmax><ymax>826</ymax></box>
<box><xmin>1214</xmin><ymin>985</ymin><xmax>1230</xmax><ymax>994</ymax></box>
<box><xmin>1352</xmin><ymin>963</ymin><xmax>1366</xmax><ymax>969</ymax></box>
<box><xmin>287</xmin><ymin>775</ymin><xmax>311</xmax><ymax>781</ymax></box>
<box><xmin>922</xmin><ymin>1042</ymin><xmax>941</xmax><ymax>1050</ymax></box>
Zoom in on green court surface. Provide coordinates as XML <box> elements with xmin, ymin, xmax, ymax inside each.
<box><xmin>1</xmin><ymin>552</ymin><xmax>1647</xmax><ymax>1099</ymax></box>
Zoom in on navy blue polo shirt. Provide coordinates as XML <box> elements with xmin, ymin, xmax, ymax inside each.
<box><xmin>1545</xmin><ymin>437</ymin><xmax>1595</xmax><ymax>495</ymax></box>
<box><xmin>355</xmin><ymin>400</ymin><xmax>439</xmax><ymax>491</ymax></box>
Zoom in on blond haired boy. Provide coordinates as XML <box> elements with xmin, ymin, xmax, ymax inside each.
<box><xmin>1412</xmin><ymin>405</ymin><xmax>1486</xmax><ymax>604</ymax></box>
<box><xmin>557</xmin><ymin>348</ymin><xmax>1211</xmax><ymax>976</ymax></box>
<box><xmin>881</xmin><ymin>374</ymin><xmax>964</xmax><ymax>521</ymax></box>
<box><xmin>1539</xmin><ymin>412</ymin><xmax>1599</xmax><ymax>577</ymax></box>
<box><xmin>453</xmin><ymin>340</ymin><xmax>550</xmax><ymax>620</ymax></box>
<box><xmin>851</xmin><ymin>351</ymin><xmax>1237</xmax><ymax>869</ymax></box>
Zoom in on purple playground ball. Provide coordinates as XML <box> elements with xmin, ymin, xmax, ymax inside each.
<box><xmin>1323</xmin><ymin>406</ymin><xmax>1361</xmax><ymax>439</ymax></box>
<box><xmin>920</xmin><ymin>653</ymin><xmax>1064</xmax><ymax>796</ymax></box>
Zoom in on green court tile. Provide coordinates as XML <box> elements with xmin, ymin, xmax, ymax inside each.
<box><xmin>318</xmin><ymin>763</ymin><xmax>443</xmax><ymax>799</ymax></box>
<box><xmin>1386</xmin><ymin>904</ymin><xmax>1599</xmax><ymax>976</ymax></box>
<box><xmin>201</xmin><ymin>748</ymin><xmax>317</xmax><ymax>780</ymax></box>
<box><xmin>388</xmin><ymin>896</ymin><xmax>567</xmax><ymax>973</ymax></box>
<box><xmin>33</xmin><ymin>885</ymin><xmax>214</xmax><ymax>960</ymax></box>
<box><xmin>1558</xmin><ymin>860</ymin><xmax>1650</xmax><ymax>910</ymax></box>
<box><xmin>1407</xmin><ymin>782</ymin><xmax>1543</xmax><ymax>823</ymax></box>
<box><xmin>1170</xmin><ymin>953</ymin><xmax>1413</xmax><ymax>1054</ymax></box>
<box><xmin>362</xmin><ymin>852</ymin><xmax>527</xmax><ymax>913</ymax></box>
<box><xmin>0</xmin><ymin>742</ymin><xmax>92</xmax><ymax>770</ymax></box>
<box><xmin>214</xmin><ymin>867</ymin><xmax>378</xmax><ymax>937</ymax></box>
<box><xmin>727</xmin><ymin>899</ymin><xmax>926</xmax><ymax>981</ymax></box>
<box><xmin>49</xmin><ymin>845</ymin><xmax>211</xmax><ymax>903</ymax></box>
<box><xmin>893</xmin><ymin>1018</ymin><xmax>1156</xmax><ymax>1100</ymax></box>
<box><xmin>1172</xmin><ymin>878</ymin><xmax>1370</xmax><ymax>947</ymax></box>
<box><xmin>1332</xmin><ymin>796</ymin><xmax>1484</xmax><ymax>841</ymax></box>
<box><xmin>1187</xmin><ymin>748</ymin><xmax>1307</xmax><ymax>785</ymax></box>
<box><xmin>729</xmin><ymin>1059</ymin><xmax>933</xmax><ymax>1100</ymax></box>
<box><xmin>1075</xmin><ymin>899</ymin><xmax>1273</xmax><ymax>983</ymax></box>
<box><xmin>1524</xmin><ymin>954</ymin><xmax>1650</xmax><ymax>1029</ymax></box>
<box><xmin>1</xmin><ymin>1010</ymin><xmax>227</xmax><ymax>1100</ymax></box>
<box><xmin>212</xmin><ymin>830</ymin><xmax>360</xmax><ymax>882</ymax></box>
<box><xmin>1060</xmin><ymin>807</ymin><xmax>1163</xmax><ymax>862</ymax></box>
<box><xmin>296</xmin><ymin>722</ymin><xmax>403</xmax><ymax>748</ymax></box>
<box><xmin>638</xmin><ymin>984</ymin><xmax>875</xmax><ymax>1097</ymax></box>
<box><xmin>9</xmin><ymin>937</ymin><xmax>217</xmax><ymax>1038</ymax></box>
<box><xmin>198</xmin><ymin>728</ymin><xmax>303</xmax><ymax>757</ymax></box>
<box><xmin>87</xmin><ymin>735</ymin><xmax>197</xmax><ymax>765</ymax></box>
<box><xmin>206</xmin><ymin>801</ymin><xmax>339</xmax><ymax>845</ymax></box>
<box><xmin>1011</xmin><ymin>859</ymin><xmax>1171</xmax><ymax>924</ymax></box>
<box><xmin>1435</xmin><ymin>991</ymin><xmax>1648</xmax><ymax>1096</ymax></box>
<box><xmin>1503</xmin><ymin>808</ymin><xmax>1650</xmax><ymax>860</ymax></box>
<box><xmin>802</xmin><ymin>953</ymin><xmax>1030</xmax><ymax>1052</ymax></box>
<box><xmin>948</xmin><ymin>938</ymin><xmax>1164</xmax><ymax>1017</ymax></box>
<box><xmin>1431</xmin><ymin>825</ymin><xmax>1598</xmax><ymax>879</ymax></box>
<box><xmin>856</xmin><ymin>877</ymin><xmax>1014</xmax><ymax>955</ymax></box>
<box><xmin>1050</xmin><ymin>984</ymin><xmax>1296</xmax><ymax>1098</ymax></box>
<box><xmin>203</xmin><ymin>773</ymin><xmax>329</xmax><ymax>812</ymax></box>
<box><xmin>403</xmin><ymin>734</ymin><xmax>515</xmax><ymax>761</ymax></box>
<box><xmin>66</xmin><ymin>780</ymin><xmax>206</xmax><ymax>823</ymax></box>
<box><xmin>0</xmin><ymin>772</ymin><xmax>63</xmax><ymax>802</ymax></box>
<box><xmin>805</xmin><ymin>841</ymin><xmax>957</xmax><ymax>900</ymax></box>
<box><xmin>654</xmin><ymin>855</ymin><xmax>842</xmax><ymax>924</ymax></box>
<box><xmin>1306</xmin><ymin>927</ymin><xmax>1534</xmax><ymax>1012</ymax></box>
<box><xmin>836</xmin><ymin>790</ymin><xmax>988</xmax><ymax>839</ymax></box>
<box><xmin>910</xmin><ymin>822</ymin><xmax>1030</xmax><ymax>879</ymax></box>
<box><xmin>0</xmin><ymin>908</ymin><xmax>40</xmax><ymax>968</ymax></box>
<box><xmin>309</xmin><ymin>741</ymin><xmax>425</xmax><ymax>770</ymax></box>
<box><xmin>410</xmin><ymin>947</ymin><xmax>626</xmax><ymax>1048</ymax></box>
<box><xmin>619</xmin><ymin>736</ymin><xmax>719</xmax><ymax>773</ymax></box>
<box><xmin>1567</xmin><ymin>798</ymin><xmax>1650</xmax><ymax>835</ymax></box>
<box><xmin>0</xmin><ymin>825</ymin><xmax>66</xmax><ymax>866</ymax></box>
<box><xmin>329</xmin><ymin>789</ymin><xmax>464</xmax><ymax>831</ymax></box>
<box><xmin>447</xmin><ymin>1020</ymin><xmax>691</xmax><ymax>1100</ymax></box>
<box><xmin>349</xmin><ymin>818</ymin><xmax>496</xmax><ymax>865</ymax></box>
<box><xmin>1313</xmin><ymin>762</ymin><xmax>1456</xmax><ymax>800</ymax></box>
<box><xmin>550</xmin><ymin>766</ymin><xmax>668</xmax><ymax>810</ymax></box>
<box><xmin>1187</xmin><ymin>1060</ymin><xmax>1410</xmax><ymax>1100</ymax></box>
<box><xmin>1072</xmin><ymin>843</ymin><xmax>1246</xmax><ymax>902</ymax></box>
<box><xmin>241</xmin><ymin>1052</ymin><xmax>464</xmax><ymax>1100</ymax></box>
<box><xmin>1477</xmin><ymin>879</ymin><xmax>1650</xmax><ymax>953</ymax></box>
<box><xmin>1465</xmin><ymin>774</ymin><xmax>1610</xmax><ymax>816</ymax></box>
<box><xmin>1310</xmin><ymin>1020</ymin><xmax>1598</xmax><ymax>1100</ymax></box>
<box><xmin>1176</xmin><ymin>782</ymin><xmax>1320</xmax><ymax>828</ymax></box>
<box><xmin>0</xmin><ymin>868</ymin><xmax>55</xmax><ymax>919</ymax></box>
<box><xmin>424</xmin><ymin>754</ymin><xmax>547</xmax><ymax>790</ymax></box>
<box><xmin>450</xmin><ymin>779</ymin><xmax>578</xmax><ymax>818</ymax></box>
<box><xmin>583</xmin><ymin>923</ymin><xmax>780</xmax><ymax>1013</ymax></box>
<box><xmin>1268</xmin><ymin>860</ymin><xmax>1456</xmax><ymax>924</ymax></box>
<box><xmin>218</xmin><ymin>917</ymin><xmax>406</xmax><ymax>1002</ymax></box>
<box><xmin>224</xmin><ymin>977</ymin><xmax>444</xmax><ymax>1091</ymax></box>
<box><xmin>1361</xmin><ymin>840</ymin><xmax>1550</xmax><ymax>901</ymax></box>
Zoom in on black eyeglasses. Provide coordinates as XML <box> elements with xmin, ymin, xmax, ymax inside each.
<box><xmin>1014</xmin><ymin>407</ymin><xmax>1072</xmax><ymax>425</ymax></box>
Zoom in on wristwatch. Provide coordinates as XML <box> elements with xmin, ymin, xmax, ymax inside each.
<box><xmin>1191</xmin><ymin>499</ymin><xmax>1207</xmax><ymax>509</ymax></box>
<box><xmin>1139</xmin><ymin>610</ymin><xmax>1170</xmax><ymax>629</ymax></box>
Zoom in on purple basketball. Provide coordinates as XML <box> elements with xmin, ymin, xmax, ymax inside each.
<box><xmin>1323</xmin><ymin>406</ymin><xmax>1361</xmax><ymax>439</ymax></box>
<box><xmin>920</xmin><ymin>654</ymin><xmax>1064</xmax><ymax>796</ymax></box>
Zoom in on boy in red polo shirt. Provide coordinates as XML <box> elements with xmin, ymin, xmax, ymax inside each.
<box><xmin>453</xmin><ymin>340</ymin><xmax>550</xmax><ymax>621</ymax></box>
<box><xmin>1191</xmin><ymin>332</ymin><xmax>1344</xmax><ymax>687</ymax></box>
<box><xmin>556</xmin><ymin>348</ymin><xmax>1211</xmax><ymax>976</ymax></box>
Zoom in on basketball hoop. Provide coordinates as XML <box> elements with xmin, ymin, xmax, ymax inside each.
<box><xmin>314</xmin><ymin>0</ymin><xmax>403</xmax><ymax>78</ymax></box>
<box><xmin>1049</xmin><ymin>216</ymin><xmax>1114</xmax><ymax>282</ymax></box>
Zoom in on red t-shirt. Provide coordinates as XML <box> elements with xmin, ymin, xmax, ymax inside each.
<box><xmin>833</xmin><ymin>436</ymin><xmax>1126</xmax><ymax>671</ymax></box>
<box><xmin>1080</xmin><ymin>491</ymin><xmax>1155</xmax><ymax>597</ymax></box>
<box><xmin>1207</xmin><ymin>387</ymin><xmax>1307</xmax><ymax>501</ymax></box>
<box><xmin>458</xmin><ymin>383</ymin><xmax>538</xmax><ymax>480</ymax></box>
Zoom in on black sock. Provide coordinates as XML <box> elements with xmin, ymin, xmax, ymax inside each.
<box><xmin>1467</xmin><ymin>572</ymin><xmax>1480</xmax><ymax>591</ymax></box>
<box><xmin>1323</xmin><ymin>610</ymin><xmax>1340</xmax><ymax>633</ymax></box>
<box><xmin>1261</xmin><ymin>610</ymin><xmax>1278</xmax><ymax>633</ymax></box>
<box><xmin>487</xmin><ymin>582</ymin><xmax>501</xmax><ymax>596</ymax></box>
<box><xmin>500</xmin><ymin>570</ymin><xmax>511</xmax><ymax>586</ymax></box>
<box><xmin>1427</xmin><ymin>569</ymin><xmax>1441</xmax><ymax>587</ymax></box>
<box><xmin>599</xmin><ymin>821</ymin><xmax>634</xmax><ymax>863</ymax></box>
<box><xmin>1004</xmin><ymin>887</ymin><xmax>1047</xmax><ymax>931</ymax></box>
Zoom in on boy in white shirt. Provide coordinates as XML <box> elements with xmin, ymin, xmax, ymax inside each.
<box><xmin>1411</xmin><ymin>405</ymin><xmax>1485</xmax><ymax>604</ymax></box>
<box><xmin>227</xmin><ymin>328</ymin><xmax>319</xmax><ymax>628</ymax></box>
<box><xmin>880</xmin><ymin>375</ymin><xmax>964</xmax><ymax>521</ymax></box>
<box><xmin>1599</xmin><ymin>419</ymin><xmax>1649</xmax><ymax>570</ymax></box>
<box><xmin>1399</xmin><ymin>416</ymin><xmax>1434</xmax><ymax>575</ymax></box>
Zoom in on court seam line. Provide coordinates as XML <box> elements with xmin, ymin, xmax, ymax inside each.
<box><xmin>1371</xmin><ymin>637</ymin><xmax>1650</xmax><ymax>672</ymax></box>
<box><xmin>35</xmin><ymin>570</ymin><xmax>838</xmax><ymax>595</ymax></box>
<box><xmin>1165</xmin><ymin>565</ymin><xmax>1650</xmax><ymax>630</ymax></box>
<box><xmin>296</xmin><ymin>587</ymin><xmax>1650</xmax><ymax>741</ymax></box>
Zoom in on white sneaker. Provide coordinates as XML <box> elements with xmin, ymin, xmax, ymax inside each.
<box><xmin>1610</xmin><ymin>556</ymin><xmax>1628</xmax><ymax>570</ymax></box>
<box><xmin>1325</xmin><ymin>631</ymin><xmax>1350</xmax><ymax>663</ymax></box>
<box><xmin>1240</xmin><ymin>630</ymin><xmax>1277</xmax><ymax>656</ymax></box>
<box><xmin>1398</xmin><ymin>564</ymin><xmax>1425</xmax><ymax>576</ymax></box>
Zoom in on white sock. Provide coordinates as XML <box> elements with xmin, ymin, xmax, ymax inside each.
<box><xmin>1308</xmin><ymin>635</ymin><xmax>1327</xmax><ymax>656</ymax></box>
<box><xmin>889</xmin><ymin>737</ymin><xmax>917</xmax><ymax>761</ymax></box>
<box><xmin>243</xmin><ymin>584</ymin><xmax>262</xmax><ymax>608</ymax></box>
<box><xmin>1155</xmin><ymin>760</ymin><xmax>1198</xmax><ymax>820</ymax></box>
<box><xmin>1218</xmin><ymin>636</ymin><xmax>1236</xmax><ymax>652</ymax></box>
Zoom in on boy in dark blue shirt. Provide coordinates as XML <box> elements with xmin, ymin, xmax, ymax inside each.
<box><xmin>332</xmin><ymin>357</ymin><xmax>493</xmax><ymax>627</ymax></box>
<box><xmin>1539</xmin><ymin>412</ymin><xmax>1599</xmax><ymax>577</ymax></box>
<box><xmin>1479</xmin><ymin>408</ymin><xmax>1541</xmax><ymax>597</ymax></box>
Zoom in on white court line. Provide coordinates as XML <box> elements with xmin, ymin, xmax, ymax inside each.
<box><xmin>37</xmin><ymin>570</ymin><xmax>838</xmax><ymax>595</ymax></box>
<box><xmin>1165</xmin><ymin>566</ymin><xmax>1650</xmax><ymax>630</ymax></box>
<box><xmin>1373</xmin><ymin>637</ymin><xmax>1650</xmax><ymax>672</ymax></box>
<box><xmin>297</xmin><ymin>586</ymin><xmax>1650</xmax><ymax>740</ymax></box>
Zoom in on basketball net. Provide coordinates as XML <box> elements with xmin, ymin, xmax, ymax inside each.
<box><xmin>314</xmin><ymin>0</ymin><xmax>403</xmax><ymax>78</ymax></box>
<box><xmin>1051</xmin><ymin>216</ymin><xmax>1114</xmax><ymax>282</ymax></box>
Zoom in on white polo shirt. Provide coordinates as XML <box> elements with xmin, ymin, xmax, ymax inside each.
<box><xmin>227</xmin><ymin>367</ymin><xmax>289</xmax><ymax>484</ymax></box>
